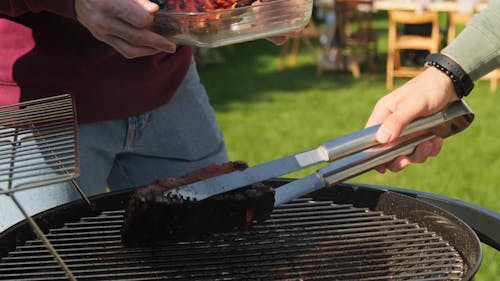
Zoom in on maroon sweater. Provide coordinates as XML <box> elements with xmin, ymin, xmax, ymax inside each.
<box><xmin>0</xmin><ymin>1</ymin><xmax>192</xmax><ymax>124</ymax></box>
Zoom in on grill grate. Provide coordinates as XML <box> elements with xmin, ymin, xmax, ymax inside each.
<box><xmin>0</xmin><ymin>94</ymin><xmax>78</xmax><ymax>194</ymax></box>
<box><xmin>0</xmin><ymin>198</ymin><xmax>464</xmax><ymax>281</ymax></box>
<box><xmin>0</xmin><ymin>94</ymin><xmax>82</xmax><ymax>280</ymax></box>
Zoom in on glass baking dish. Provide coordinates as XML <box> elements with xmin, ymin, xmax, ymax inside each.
<box><xmin>152</xmin><ymin>0</ymin><xmax>313</xmax><ymax>48</ymax></box>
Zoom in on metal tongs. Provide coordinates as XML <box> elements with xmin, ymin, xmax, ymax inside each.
<box><xmin>167</xmin><ymin>100</ymin><xmax>474</xmax><ymax>207</ymax></box>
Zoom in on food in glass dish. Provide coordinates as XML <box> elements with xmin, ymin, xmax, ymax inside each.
<box><xmin>150</xmin><ymin>0</ymin><xmax>313</xmax><ymax>47</ymax></box>
<box><xmin>165</xmin><ymin>0</ymin><xmax>258</xmax><ymax>12</ymax></box>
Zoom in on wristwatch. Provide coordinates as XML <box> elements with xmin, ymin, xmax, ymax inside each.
<box><xmin>424</xmin><ymin>53</ymin><xmax>474</xmax><ymax>99</ymax></box>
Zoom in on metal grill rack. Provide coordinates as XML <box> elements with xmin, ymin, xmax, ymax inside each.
<box><xmin>0</xmin><ymin>95</ymin><xmax>78</xmax><ymax>192</ymax></box>
<box><xmin>0</xmin><ymin>94</ymin><xmax>80</xmax><ymax>280</ymax></box>
<box><xmin>0</xmin><ymin>197</ymin><xmax>464</xmax><ymax>280</ymax></box>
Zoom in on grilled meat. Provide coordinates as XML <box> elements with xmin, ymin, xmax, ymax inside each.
<box><xmin>165</xmin><ymin>0</ymin><xmax>258</xmax><ymax>12</ymax></box>
<box><xmin>121</xmin><ymin>161</ymin><xmax>275</xmax><ymax>245</ymax></box>
<box><xmin>151</xmin><ymin>0</ymin><xmax>260</xmax><ymax>38</ymax></box>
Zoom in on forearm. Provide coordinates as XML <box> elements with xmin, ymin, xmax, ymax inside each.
<box><xmin>442</xmin><ymin>0</ymin><xmax>500</xmax><ymax>81</ymax></box>
<box><xmin>0</xmin><ymin>0</ymin><xmax>75</xmax><ymax>19</ymax></box>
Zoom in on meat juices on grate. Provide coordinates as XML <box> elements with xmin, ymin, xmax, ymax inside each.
<box><xmin>121</xmin><ymin>161</ymin><xmax>275</xmax><ymax>245</ymax></box>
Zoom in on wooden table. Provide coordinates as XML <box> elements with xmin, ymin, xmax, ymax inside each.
<box><xmin>310</xmin><ymin>0</ymin><xmax>491</xmax><ymax>78</ymax></box>
<box><xmin>373</xmin><ymin>0</ymin><xmax>489</xmax><ymax>12</ymax></box>
<box><xmin>374</xmin><ymin>0</ymin><xmax>498</xmax><ymax>92</ymax></box>
<box><xmin>312</xmin><ymin>0</ymin><xmax>379</xmax><ymax>78</ymax></box>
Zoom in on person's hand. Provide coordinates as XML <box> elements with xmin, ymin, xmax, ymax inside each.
<box><xmin>250</xmin><ymin>0</ymin><xmax>303</xmax><ymax>46</ymax></box>
<box><xmin>266</xmin><ymin>30</ymin><xmax>302</xmax><ymax>46</ymax></box>
<box><xmin>75</xmin><ymin>0</ymin><xmax>176</xmax><ymax>58</ymax></box>
<box><xmin>365</xmin><ymin>65</ymin><xmax>460</xmax><ymax>172</ymax></box>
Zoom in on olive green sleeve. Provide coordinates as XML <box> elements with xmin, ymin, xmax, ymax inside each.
<box><xmin>441</xmin><ymin>0</ymin><xmax>500</xmax><ymax>81</ymax></box>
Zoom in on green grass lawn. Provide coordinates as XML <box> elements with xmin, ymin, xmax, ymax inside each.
<box><xmin>197</xmin><ymin>13</ymin><xmax>499</xmax><ymax>280</ymax></box>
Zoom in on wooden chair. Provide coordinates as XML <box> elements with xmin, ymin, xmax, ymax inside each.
<box><xmin>447</xmin><ymin>12</ymin><xmax>474</xmax><ymax>44</ymax></box>
<box><xmin>448</xmin><ymin>12</ymin><xmax>499</xmax><ymax>92</ymax></box>
<box><xmin>317</xmin><ymin>0</ymin><xmax>377</xmax><ymax>78</ymax></box>
<box><xmin>277</xmin><ymin>21</ymin><xmax>319</xmax><ymax>71</ymax></box>
<box><xmin>386</xmin><ymin>10</ymin><xmax>440</xmax><ymax>89</ymax></box>
<box><xmin>337</xmin><ymin>0</ymin><xmax>378</xmax><ymax>71</ymax></box>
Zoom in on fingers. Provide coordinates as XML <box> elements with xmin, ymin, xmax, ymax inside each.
<box><xmin>366</xmin><ymin>66</ymin><xmax>459</xmax><ymax>174</ymax></box>
<box><xmin>366</xmin><ymin>67</ymin><xmax>459</xmax><ymax>146</ymax></box>
<box><xmin>97</xmin><ymin>16</ymin><xmax>176</xmax><ymax>56</ymax></box>
<box><xmin>375</xmin><ymin>98</ymin><xmax>426</xmax><ymax>143</ymax></box>
<box><xmin>266</xmin><ymin>36</ymin><xmax>288</xmax><ymax>46</ymax></box>
<box><xmin>109</xmin><ymin>0</ymin><xmax>157</xmax><ymax>28</ymax></box>
<box><xmin>384</xmin><ymin>155</ymin><xmax>412</xmax><ymax>172</ymax></box>
<box><xmin>374</xmin><ymin>137</ymin><xmax>443</xmax><ymax>173</ymax></box>
<box><xmin>367</xmin><ymin>88</ymin><xmax>429</xmax><ymax>144</ymax></box>
<box><xmin>75</xmin><ymin>0</ymin><xmax>176</xmax><ymax>58</ymax></box>
<box><xmin>135</xmin><ymin>0</ymin><xmax>160</xmax><ymax>14</ymax></box>
<box><xmin>105</xmin><ymin>35</ymin><xmax>163</xmax><ymax>58</ymax></box>
<box><xmin>266</xmin><ymin>30</ymin><xmax>302</xmax><ymax>45</ymax></box>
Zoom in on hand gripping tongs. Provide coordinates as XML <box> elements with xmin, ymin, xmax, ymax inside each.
<box><xmin>166</xmin><ymin>100</ymin><xmax>474</xmax><ymax>207</ymax></box>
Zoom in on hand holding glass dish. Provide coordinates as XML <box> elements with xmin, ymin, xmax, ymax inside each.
<box><xmin>151</xmin><ymin>0</ymin><xmax>314</xmax><ymax>47</ymax></box>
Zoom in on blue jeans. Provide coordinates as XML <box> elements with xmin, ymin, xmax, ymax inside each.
<box><xmin>0</xmin><ymin>59</ymin><xmax>228</xmax><ymax>232</ymax></box>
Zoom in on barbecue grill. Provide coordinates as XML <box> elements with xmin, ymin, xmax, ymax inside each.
<box><xmin>0</xmin><ymin>97</ymin><xmax>498</xmax><ymax>280</ymax></box>
<box><xmin>1</xmin><ymin>179</ymin><xmax>498</xmax><ymax>281</ymax></box>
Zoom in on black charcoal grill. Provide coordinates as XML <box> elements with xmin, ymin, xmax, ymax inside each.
<box><xmin>0</xmin><ymin>98</ymin><xmax>498</xmax><ymax>280</ymax></box>
<box><xmin>1</xmin><ymin>179</ymin><xmax>498</xmax><ymax>281</ymax></box>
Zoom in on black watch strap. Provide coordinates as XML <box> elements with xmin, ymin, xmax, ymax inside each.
<box><xmin>424</xmin><ymin>53</ymin><xmax>474</xmax><ymax>99</ymax></box>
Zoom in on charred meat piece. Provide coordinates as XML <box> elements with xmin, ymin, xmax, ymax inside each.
<box><xmin>152</xmin><ymin>160</ymin><xmax>248</xmax><ymax>189</ymax></box>
<box><xmin>121</xmin><ymin>161</ymin><xmax>275</xmax><ymax>245</ymax></box>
